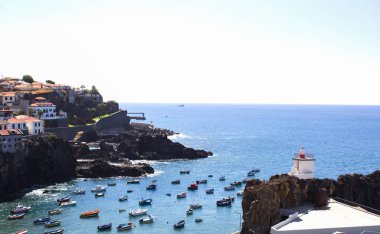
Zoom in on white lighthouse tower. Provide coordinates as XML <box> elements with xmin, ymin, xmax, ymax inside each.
<box><xmin>289</xmin><ymin>146</ymin><xmax>315</xmax><ymax>179</ymax></box>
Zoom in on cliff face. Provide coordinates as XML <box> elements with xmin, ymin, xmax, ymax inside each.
<box><xmin>241</xmin><ymin>171</ymin><xmax>380</xmax><ymax>234</ymax></box>
<box><xmin>0</xmin><ymin>135</ymin><xmax>76</xmax><ymax>201</ymax></box>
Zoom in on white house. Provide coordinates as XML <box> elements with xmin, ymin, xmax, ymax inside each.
<box><xmin>289</xmin><ymin>146</ymin><xmax>315</xmax><ymax>179</ymax></box>
<box><xmin>7</xmin><ymin>115</ymin><xmax>44</xmax><ymax>135</ymax></box>
<box><xmin>0</xmin><ymin>92</ymin><xmax>17</xmax><ymax>105</ymax></box>
<box><xmin>30</xmin><ymin>97</ymin><xmax>57</xmax><ymax>120</ymax></box>
<box><xmin>0</xmin><ymin>129</ymin><xmax>23</xmax><ymax>153</ymax></box>
<box><xmin>7</xmin><ymin>118</ymin><xmax>28</xmax><ymax>132</ymax></box>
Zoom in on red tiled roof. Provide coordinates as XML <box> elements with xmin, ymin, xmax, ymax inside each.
<box><xmin>30</xmin><ymin>103</ymin><xmax>55</xmax><ymax>107</ymax></box>
<box><xmin>0</xmin><ymin>92</ymin><xmax>16</xmax><ymax>96</ymax></box>
<box><xmin>14</xmin><ymin>115</ymin><xmax>41</xmax><ymax>122</ymax></box>
<box><xmin>0</xmin><ymin>129</ymin><xmax>23</xmax><ymax>136</ymax></box>
<box><xmin>35</xmin><ymin>97</ymin><xmax>46</xmax><ymax>100</ymax></box>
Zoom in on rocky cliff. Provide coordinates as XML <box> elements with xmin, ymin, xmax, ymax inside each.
<box><xmin>241</xmin><ymin>171</ymin><xmax>380</xmax><ymax>234</ymax></box>
<box><xmin>0</xmin><ymin>135</ymin><xmax>76</xmax><ymax>201</ymax></box>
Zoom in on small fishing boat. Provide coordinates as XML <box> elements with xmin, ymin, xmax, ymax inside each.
<box><xmin>224</xmin><ymin>185</ymin><xmax>235</xmax><ymax>191</ymax></box>
<box><xmin>127</xmin><ymin>190</ymin><xmax>133</xmax><ymax>193</ymax></box>
<box><xmin>219</xmin><ymin>176</ymin><xmax>226</xmax><ymax>181</ymax></box>
<box><xmin>33</xmin><ymin>217</ymin><xmax>50</xmax><ymax>224</ymax></box>
<box><xmin>10</xmin><ymin>205</ymin><xmax>31</xmax><ymax>214</ymax></box>
<box><xmin>119</xmin><ymin>195</ymin><xmax>128</xmax><ymax>201</ymax></box>
<box><xmin>151</xmin><ymin>179</ymin><xmax>157</xmax><ymax>183</ymax></box>
<box><xmin>127</xmin><ymin>179</ymin><xmax>140</xmax><ymax>184</ymax></box>
<box><xmin>13</xmin><ymin>230</ymin><xmax>28</xmax><ymax>234</ymax></box>
<box><xmin>129</xmin><ymin>209</ymin><xmax>148</xmax><ymax>217</ymax></box>
<box><xmin>107</xmin><ymin>182</ymin><xmax>116</xmax><ymax>186</ymax></box>
<box><xmin>43</xmin><ymin>229</ymin><xmax>64</xmax><ymax>234</ymax></box>
<box><xmin>216</xmin><ymin>199</ymin><xmax>231</xmax><ymax>206</ymax></box>
<box><xmin>166</xmin><ymin>193</ymin><xmax>171</xmax><ymax>196</ymax></box>
<box><xmin>242</xmin><ymin>179</ymin><xmax>247</xmax><ymax>183</ymax></box>
<box><xmin>177</xmin><ymin>192</ymin><xmax>187</xmax><ymax>199</ymax></box>
<box><xmin>195</xmin><ymin>218</ymin><xmax>203</xmax><ymax>223</ymax></box>
<box><xmin>44</xmin><ymin>220</ymin><xmax>61</xmax><ymax>228</ymax></box>
<box><xmin>146</xmin><ymin>184</ymin><xmax>156</xmax><ymax>190</ymax></box>
<box><xmin>60</xmin><ymin>201</ymin><xmax>76</xmax><ymax>207</ymax></box>
<box><xmin>73</xmin><ymin>189</ymin><xmax>85</xmax><ymax>195</ymax></box>
<box><xmin>171</xmin><ymin>179</ymin><xmax>180</xmax><ymax>184</ymax></box>
<box><xmin>196</xmin><ymin>179</ymin><xmax>207</xmax><ymax>184</ymax></box>
<box><xmin>8</xmin><ymin>213</ymin><xmax>25</xmax><ymax>220</ymax></box>
<box><xmin>173</xmin><ymin>220</ymin><xmax>185</xmax><ymax>229</ymax></box>
<box><xmin>95</xmin><ymin>193</ymin><xmax>104</xmax><ymax>198</ymax></box>
<box><xmin>91</xmin><ymin>185</ymin><xmax>107</xmax><ymax>192</ymax></box>
<box><xmin>139</xmin><ymin>198</ymin><xmax>152</xmax><ymax>206</ymax></box>
<box><xmin>208</xmin><ymin>174</ymin><xmax>213</xmax><ymax>177</ymax></box>
<box><xmin>97</xmin><ymin>223</ymin><xmax>112</xmax><ymax>231</ymax></box>
<box><xmin>56</xmin><ymin>197</ymin><xmax>70</xmax><ymax>203</ymax></box>
<box><xmin>117</xmin><ymin>222</ymin><xmax>134</xmax><ymax>231</ymax></box>
<box><xmin>230</xmin><ymin>181</ymin><xmax>242</xmax><ymax>186</ymax></box>
<box><xmin>190</xmin><ymin>203</ymin><xmax>202</xmax><ymax>209</ymax></box>
<box><xmin>187</xmin><ymin>183</ymin><xmax>198</xmax><ymax>190</ymax></box>
<box><xmin>180</xmin><ymin>170</ymin><xmax>190</xmax><ymax>174</ymax></box>
<box><xmin>48</xmin><ymin>209</ymin><xmax>62</xmax><ymax>215</ymax></box>
<box><xmin>139</xmin><ymin>215</ymin><xmax>153</xmax><ymax>224</ymax></box>
<box><xmin>237</xmin><ymin>191</ymin><xmax>244</xmax><ymax>196</ymax></box>
<box><xmin>119</xmin><ymin>208</ymin><xmax>126</xmax><ymax>212</ymax></box>
<box><xmin>224</xmin><ymin>196</ymin><xmax>235</xmax><ymax>202</ymax></box>
<box><xmin>247</xmin><ymin>170</ymin><xmax>256</xmax><ymax>176</ymax></box>
<box><xmin>186</xmin><ymin>208</ymin><xmax>193</xmax><ymax>215</ymax></box>
<box><xmin>206</xmin><ymin>188</ymin><xmax>214</xmax><ymax>194</ymax></box>
<box><xmin>80</xmin><ymin>209</ymin><xmax>99</xmax><ymax>218</ymax></box>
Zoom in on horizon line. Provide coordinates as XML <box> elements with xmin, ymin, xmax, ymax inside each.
<box><xmin>117</xmin><ymin>102</ymin><xmax>380</xmax><ymax>106</ymax></box>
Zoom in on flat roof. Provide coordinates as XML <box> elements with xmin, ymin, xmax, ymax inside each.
<box><xmin>275</xmin><ymin>199</ymin><xmax>380</xmax><ymax>231</ymax></box>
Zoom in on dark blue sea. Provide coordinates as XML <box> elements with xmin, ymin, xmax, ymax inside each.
<box><xmin>1</xmin><ymin>104</ymin><xmax>380</xmax><ymax>234</ymax></box>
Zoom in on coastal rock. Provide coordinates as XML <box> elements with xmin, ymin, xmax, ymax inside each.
<box><xmin>241</xmin><ymin>171</ymin><xmax>380</xmax><ymax>234</ymax></box>
<box><xmin>76</xmin><ymin>159</ymin><xmax>154</xmax><ymax>178</ymax></box>
<box><xmin>0</xmin><ymin>135</ymin><xmax>76</xmax><ymax>201</ymax></box>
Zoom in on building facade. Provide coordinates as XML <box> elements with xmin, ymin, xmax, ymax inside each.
<box><xmin>0</xmin><ymin>129</ymin><xmax>23</xmax><ymax>153</ymax></box>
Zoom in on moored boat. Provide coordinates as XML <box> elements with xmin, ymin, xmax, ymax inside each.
<box><xmin>180</xmin><ymin>170</ymin><xmax>190</xmax><ymax>174</ymax></box>
<box><xmin>80</xmin><ymin>209</ymin><xmax>100</xmax><ymax>218</ymax></box>
<box><xmin>196</xmin><ymin>179</ymin><xmax>207</xmax><ymax>184</ymax></box>
<box><xmin>224</xmin><ymin>185</ymin><xmax>235</xmax><ymax>191</ymax></box>
<box><xmin>129</xmin><ymin>209</ymin><xmax>148</xmax><ymax>217</ymax></box>
<box><xmin>73</xmin><ymin>189</ymin><xmax>85</xmax><ymax>195</ymax></box>
<box><xmin>107</xmin><ymin>182</ymin><xmax>116</xmax><ymax>186</ymax></box>
<box><xmin>10</xmin><ymin>205</ymin><xmax>31</xmax><ymax>214</ymax></box>
<box><xmin>117</xmin><ymin>222</ymin><xmax>134</xmax><ymax>231</ymax></box>
<box><xmin>8</xmin><ymin>213</ymin><xmax>25</xmax><ymax>220</ymax></box>
<box><xmin>219</xmin><ymin>176</ymin><xmax>226</xmax><ymax>181</ymax></box>
<box><xmin>139</xmin><ymin>198</ymin><xmax>152</xmax><ymax>205</ymax></box>
<box><xmin>95</xmin><ymin>193</ymin><xmax>104</xmax><ymax>198</ymax></box>
<box><xmin>44</xmin><ymin>220</ymin><xmax>61</xmax><ymax>228</ymax></box>
<box><xmin>177</xmin><ymin>192</ymin><xmax>187</xmax><ymax>199</ymax></box>
<box><xmin>13</xmin><ymin>230</ymin><xmax>28</xmax><ymax>234</ymax></box>
<box><xmin>119</xmin><ymin>195</ymin><xmax>128</xmax><ymax>201</ymax></box>
<box><xmin>186</xmin><ymin>208</ymin><xmax>193</xmax><ymax>215</ymax></box>
<box><xmin>60</xmin><ymin>201</ymin><xmax>76</xmax><ymax>207</ymax></box>
<box><xmin>230</xmin><ymin>181</ymin><xmax>242</xmax><ymax>186</ymax></box>
<box><xmin>171</xmin><ymin>179</ymin><xmax>180</xmax><ymax>184</ymax></box>
<box><xmin>56</xmin><ymin>197</ymin><xmax>70</xmax><ymax>204</ymax></box>
<box><xmin>97</xmin><ymin>223</ymin><xmax>112</xmax><ymax>231</ymax></box>
<box><xmin>173</xmin><ymin>220</ymin><xmax>185</xmax><ymax>229</ymax></box>
<box><xmin>237</xmin><ymin>190</ymin><xmax>244</xmax><ymax>196</ymax></box>
<box><xmin>139</xmin><ymin>215</ymin><xmax>153</xmax><ymax>224</ymax></box>
<box><xmin>166</xmin><ymin>193</ymin><xmax>171</xmax><ymax>196</ymax></box>
<box><xmin>48</xmin><ymin>209</ymin><xmax>62</xmax><ymax>215</ymax></box>
<box><xmin>127</xmin><ymin>190</ymin><xmax>133</xmax><ymax>193</ymax></box>
<box><xmin>127</xmin><ymin>179</ymin><xmax>140</xmax><ymax>184</ymax></box>
<box><xmin>195</xmin><ymin>218</ymin><xmax>203</xmax><ymax>223</ymax></box>
<box><xmin>119</xmin><ymin>208</ymin><xmax>126</xmax><ymax>212</ymax></box>
<box><xmin>208</xmin><ymin>174</ymin><xmax>213</xmax><ymax>177</ymax></box>
<box><xmin>33</xmin><ymin>217</ymin><xmax>50</xmax><ymax>224</ymax></box>
<box><xmin>216</xmin><ymin>199</ymin><xmax>231</xmax><ymax>206</ymax></box>
<box><xmin>146</xmin><ymin>184</ymin><xmax>156</xmax><ymax>190</ymax></box>
<box><xmin>91</xmin><ymin>185</ymin><xmax>107</xmax><ymax>192</ymax></box>
<box><xmin>187</xmin><ymin>183</ymin><xmax>198</xmax><ymax>190</ymax></box>
<box><xmin>190</xmin><ymin>203</ymin><xmax>202</xmax><ymax>209</ymax></box>
<box><xmin>206</xmin><ymin>188</ymin><xmax>214</xmax><ymax>194</ymax></box>
<box><xmin>43</xmin><ymin>229</ymin><xmax>64</xmax><ymax>234</ymax></box>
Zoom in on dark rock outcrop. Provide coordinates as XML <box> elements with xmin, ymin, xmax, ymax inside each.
<box><xmin>0</xmin><ymin>135</ymin><xmax>76</xmax><ymax>201</ymax></box>
<box><xmin>241</xmin><ymin>171</ymin><xmax>380</xmax><ymax>234</ymax></box>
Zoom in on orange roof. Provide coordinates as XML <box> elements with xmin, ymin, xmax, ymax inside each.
<box><xmin>30</xmin><ymin>103</ymin><xmax>55</xmax><ymax>107</ymax></box>
<box><xmin>0</xmin><ymin>92</ymin><xmax>16</xmax><ymax>96</ymax></box>
<box><xmin>35</xmin><ymin>97</ymin><xmax>46</xmax><ymax>101</ymax></box>
<box><xmin>0</xmin><ymin>129</ymin><xmax>23</xmax><ymax>136</ymax></box>
<box><xmin>14</xmin><ymin>115</ymin><xmax>41</xmax><ymax>122</ymax></box>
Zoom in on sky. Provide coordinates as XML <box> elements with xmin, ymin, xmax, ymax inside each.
<box><xmin>1</xmin><ymin>0</ymin><xmax>380</xmax><ymax>104</ymax></box>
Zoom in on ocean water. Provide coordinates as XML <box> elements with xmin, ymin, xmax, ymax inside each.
<box><xmin>1</xmin><ymin>104</ymin><xmax>380</xmax><ymax>234</ymax></box>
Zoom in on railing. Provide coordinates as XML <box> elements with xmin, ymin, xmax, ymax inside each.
<box><xmin>127</xmin><ymin>112</ymin><xmax>146</xmax><ymax>120</ymax></box>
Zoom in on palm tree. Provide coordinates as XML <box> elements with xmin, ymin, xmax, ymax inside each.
<box><xmin>91</xmin><ymin>85</ymin><xmax>99</xmax><ymax>98</ymax></box>
<box><xmin>37</xmin><ymin>109</ymin><xmax>44</xmax><ymax>119</ymax></box>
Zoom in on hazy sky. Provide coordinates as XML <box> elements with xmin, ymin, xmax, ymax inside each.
<box><xmin>1</xmin><ymin>0</ymin><xmax>380</xmax><ymax>104</ymax></box>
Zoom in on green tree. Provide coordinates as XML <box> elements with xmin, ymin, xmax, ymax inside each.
<box><xmin>22</xmin><ymin>75</ymin><xmax>34</xmax><ymax>83</ymax></box>
<box><xmin>90</xmin><ymin>85</ymin><xmax>99</xmax><ymax>97</ymax></box>
<box><xmin>46</xmin><ymin>80</ymin><xmax>55</xmax><ymax>84</ymax></box>
<box><xmin>80</xmin><ymin>85</ymin><xmax>85</xmax><ymax>90</ymax></box>
<box><xmin>37</xmin><ymin>109</ymin><xmax>44</xmax><ymax>119</ymax></box>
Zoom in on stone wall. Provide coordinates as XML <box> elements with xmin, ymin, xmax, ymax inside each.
<box><xmin>95</xmin><ymin>110</ymin><xmax>131</xmax><ymax>134</ymax></box>
<box><xmin>45</xmin><ymin>125</ymin><xmax>94</xmax><ymax>141</ymax></box>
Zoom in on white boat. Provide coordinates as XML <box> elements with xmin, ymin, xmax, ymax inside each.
<box><xmin>60</xmin><ymin>201</ymin><xmax>77</xmax><ymax>207</ymax></box>
<box><xmin>237</xmin><ymin>190</ymin><xmax>244</xmax><ymax>196</ymax></box>
<box><xmin>119</xmin><ymin>195</ymin><xmax>128</xmax><ymax>201</ymax></box>
<box><xmin>247</xmin><ymin>170</ymin><xmax>256</xmax><ymax>176</ymax></box>
<box><xmin>186</xmin><ymin>208</ymin><xmax>193</xmax><ymax>215</ymax></box>
<box><xmin>190</xmin><ymin>203</ymin><xmax>202</xmax><ymax>209</ymax></box>
<box><xmin>129</xmin><ymin>209</ymin><xmax>148</xmax><ymax>217</ymax></box>
<box><xmin>139</xmin><ymin>215</ymin><xmax>153</xmax><ymax>224</ymax></box>
<box><xmin>91</xmin><ymin>185</ymin><xmax>107</xmax><ymax>192</ymax></box>
<box><xmin>74</xmin><ymin>189</ymin><xmax>85</xmax><ymax>195</ymax></box>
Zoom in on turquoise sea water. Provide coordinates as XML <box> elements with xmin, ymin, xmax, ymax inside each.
<box><xmin>1</xmin><ymin>104</ymin><xmax>380</xmax><ymax>234</ymax></box>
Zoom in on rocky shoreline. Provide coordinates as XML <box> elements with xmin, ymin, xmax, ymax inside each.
<box><xmin>241</xmin><ymin>171</ymin><xmax>380</xmax><ymax>234</ymax></box>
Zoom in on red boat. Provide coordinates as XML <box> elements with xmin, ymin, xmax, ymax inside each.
<box><xmin>187</xmin><ymin>183</ymin><xmax>198</xmax><ymax>190</ymax></box>
<box><xmin>13</xmin><ymin>230</ymin><xmax>28</xmax><ymax>234</ymax></box>
<box><xmin>8</xmin><ymin>213</ymin><xmax>25</xmax><ymax>220</ymax></box>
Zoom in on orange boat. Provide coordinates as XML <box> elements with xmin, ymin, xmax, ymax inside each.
<box><xmin>80</xmin><ymin>209</ymin><xmax>100</xmax><ymax>218</ymax></box>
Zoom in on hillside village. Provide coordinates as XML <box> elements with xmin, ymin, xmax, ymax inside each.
<box><xmin>0</xmin><ymin>75</ymin><xmax>118</xmax><ymax>153</ymax></box>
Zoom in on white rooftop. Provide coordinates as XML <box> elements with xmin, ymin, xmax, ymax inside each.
<box><xmin>272</xmin><ymin>199</ymin><xmax>380</xmax><ymax>234</ymax></box>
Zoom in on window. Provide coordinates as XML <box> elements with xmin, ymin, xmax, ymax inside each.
<box><xmin>38</xmin><ymin>123</ymin><xmax>40</xmax><ymax>127</ymax></box>
<box><xmin>35</xmin><ymin>130</ymin><xmax>37</xmax><ymax>134</ymax></box>
<box><xmin>12</xmin><ymin>124</ymin><xmax>15</xmax><ymax>128</ymax></box>
<box><xmin>49</xmin><ymin>109</ymin><xmax>52</xmax><ymax>112</ymax></box>
<box><xmin>5</xmin><ymin>97</ymin><xmax>7</xmax><ymax>100</ymax></box>
<box><xmin>23</xmin><ymin>124</ymin><xmax>26</xmax><ymax>127</ymax></box>
<box><xmin>35</xmin><ymin>123</ymin><xmax>37</xmax><ymax>127</ymax></box>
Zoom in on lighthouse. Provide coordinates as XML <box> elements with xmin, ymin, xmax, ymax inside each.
<box><xmin>289</xmin><ymin>146</ymin><xmax>315</xmax><ymax>179</ymax></box>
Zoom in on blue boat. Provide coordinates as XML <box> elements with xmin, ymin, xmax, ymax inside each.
<box><xmin>97</xmin><ymin>223</ymin><xmax>112</xmax><ymax>231</ymax></box>
<box><xmin>34</xmin><ymin>217</ymin><xmax>50</xmax><ymax>224</ymax></box>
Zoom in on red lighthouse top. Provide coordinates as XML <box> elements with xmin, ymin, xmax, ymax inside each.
<box><xmin>299</xmin><ymin>146</ymin><xmax>305</xmax><ymax>159</ymax></box>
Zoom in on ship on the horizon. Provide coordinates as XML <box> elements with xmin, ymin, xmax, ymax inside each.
<box><xmin>178</xmin><ymin>104</ymin><xmax>184</xmax><ymax>107</ymax></box>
